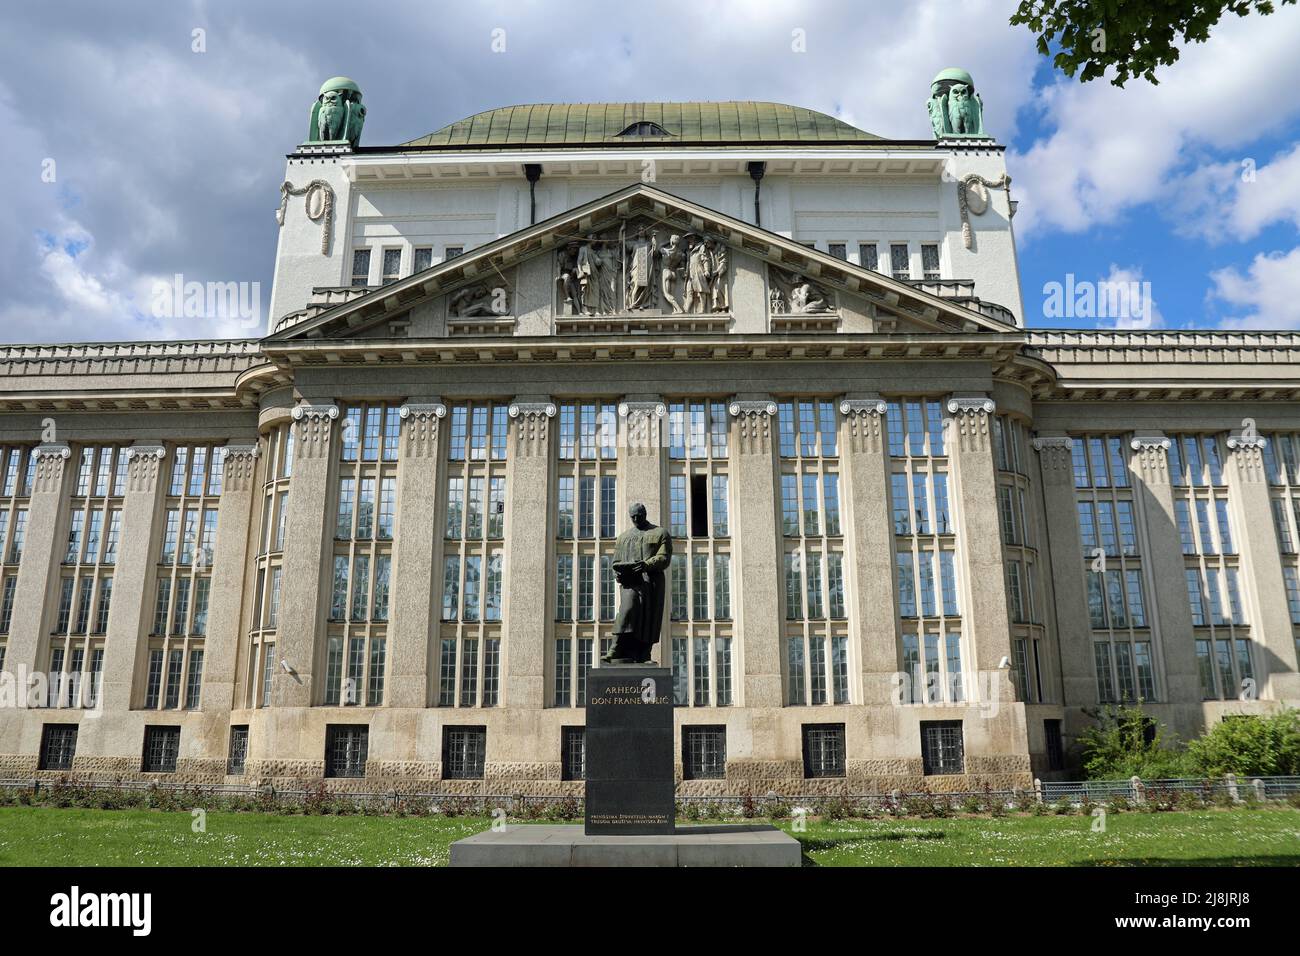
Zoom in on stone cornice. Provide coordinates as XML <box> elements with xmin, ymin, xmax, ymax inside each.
<box><xmin>6</xmin><ymin>327</ymin><xmax>1300</xmax><ymax>412</ymax></box>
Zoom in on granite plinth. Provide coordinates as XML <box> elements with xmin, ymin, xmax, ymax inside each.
<box><xmin>584</xmin><ymin>665</ymin><xmax>674</xmax><ymax>835</ymax></box>
<box><xmin>449</xmin><ymin>824</ymin><xmax>802</xmax><ymax>867</ymax></box>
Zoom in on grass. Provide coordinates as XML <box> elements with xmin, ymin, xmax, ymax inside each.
<box><xmin>788</xmin><ymin>809</ymin><xmax>1300</xmax><ymax>866</ymax></box>
<box><xmin>0</xmin><ymin>806</ymin><xmax>1296</xmax><ymax>866</ymax></box>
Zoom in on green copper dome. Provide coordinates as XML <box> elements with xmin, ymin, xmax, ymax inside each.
<box><xmin>399</xmin><ymin>102</ymin><xmax>880</xmax><ymax>148</ymax></box>
<box><xmin>933</xmin><ymin>68</ymin><xmax>975</xmax><ymax>86</ymax></box>
<box><xmin>319</xmin><ymin>76</ymin><xmax>361</xmax><ymax>96</ymax></box>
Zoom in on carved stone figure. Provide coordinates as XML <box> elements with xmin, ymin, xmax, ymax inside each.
<box><xmin>659</xmin><ymin>234</ymin><xmax>686</xmax><ymax>314</ymax></box>
<box><xmin>709</xmin><ymin>241</ymin><xmax>729</xmax><ymax>312</ymax></box>
<box><xmin>684</xmin><ymin>237</ymin><xmax>713</xmax><ymax>313</ymax></box>
<box><xmin>557</xmin><ymin>244</ymin><xmax>582</xmax><ymax>315</ymax></box>
<box><xmin>554</xmin><ymin>220</ymin><xmax>731</xmax><ymax>316</ymax></box>
<box><xmin>604</xmin><ymin>502</ymin><xmax>673</xmax><ymax>664</ymax></box>
<box><xmin>308</xmin><ymin>77</ymin><xmax>366</xmax><ymax>146</ymax></box>
<box><xmin>449</xmin><ymin>282</ymin><xmax>509</xmax><ymax>318</ymax></box>
<box><xmin>625</xmin><ymin>229</ymin><xmax>659</xmax><ymax>310</ymax></box>
<box><xmin>769</xmin><ymin>266</ymin><xmax>834</xmax><ymax>314</ymax></box>
<box><xmin>576</xmin><ymin>235</ymin><xmax>604</xmax><ymax>315</ymax></box>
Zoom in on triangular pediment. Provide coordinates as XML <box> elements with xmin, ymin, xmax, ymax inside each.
<box><xmin>266</xmin><ymin>183</ymin><xmax>1014</xmax><ymax>344</ymax></box>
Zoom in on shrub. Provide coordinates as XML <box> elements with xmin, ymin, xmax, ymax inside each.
<box><xmin>1077</xmin><ymin>704</ymin><xmax>1193</xmax><ymax>780</ymax></box>
<box><xmin>1184</xmin><ymin>710</ymin><xmax>1300</xmax><ymax>778</ymax></box>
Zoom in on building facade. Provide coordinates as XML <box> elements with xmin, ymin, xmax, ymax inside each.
<box><xmin>1</xmin><ymin>74</ymin><xmax>1297</xmax><ymax>795</ymax></box>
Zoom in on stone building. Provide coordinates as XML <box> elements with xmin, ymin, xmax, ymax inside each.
<box><xmin>1</xmin><ymin>74</ymin><xmax>1297</xmax><ymax>796</ymax></box>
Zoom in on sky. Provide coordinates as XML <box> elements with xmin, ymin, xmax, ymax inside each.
<box><xmin>2</xmin><ymin>0</ymin><xmax>1300</xmax><ymax>343</ymax></box>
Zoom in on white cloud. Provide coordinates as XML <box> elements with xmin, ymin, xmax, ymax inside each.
<box><xmin>1174</xmin><ymin>145</ymin><xmax>1300</xmax><ymax>242</ymax></box>
<box><xmin>1009</xmin><ymin>6</ymin><xmax>1300</xmax><ymax>238</ymax></box>
<box><xmin>1209</xmin><ymin>247</ymin><xmax>1300</xmax><ymax>329</ymax></box>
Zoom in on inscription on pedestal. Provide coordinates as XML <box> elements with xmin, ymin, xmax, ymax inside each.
<box><xmin>584</xmin><ymin>665</ymin><xmax>674</xmax><ymax>836</ymax></box>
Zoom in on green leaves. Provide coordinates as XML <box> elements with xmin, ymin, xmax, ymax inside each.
<box><xmin>1010</xmin><ymin>0</ymin><xmax>1296</xmax><ymax>86</ymax></box>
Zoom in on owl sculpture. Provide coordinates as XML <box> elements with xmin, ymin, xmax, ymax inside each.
<box><xmin>947</xmin><ymin>84</ymin><xmax>983</xmax><ymax>136</ymax></box>
<box><xmin>316</xmin><ymin>90</ymin><xmax>345</xmax><ymax>141</ymax></box>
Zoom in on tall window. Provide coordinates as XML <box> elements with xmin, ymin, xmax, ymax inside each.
<box><xmin>920</xmin><ymin>243</ymin><xmax>940</xmax><ymax>280</ymax></box>
<box><xmin>324</xmin><ymin>403</ymin><xmax>399</xmax><ymax>707</ymax></box>
<box><xmin>249</xmin><ymin>424</ymin><xmax>293</xmax><ymax>709</ymax></box>
<box><xmin>995</xmin><ymin>416</ymin><xmax>1048</xmax><ymax>704</ymax></box>
<box><xmin>889</xmin><ymin>243</ymin><xmax>911</xmax><ymax>280</ymax></box>
<box><xmin>888</xmin><ymin>400</ymin><xmax>963</xmax><ymax>705</ymax></box>
<box><xmin>1263</xmin><ymin>434</ymin><xmax>1300</xmax><ymax>666</ymax></box>
<box><xmin>667</xmin><ymin>400</ymin><xmax>733</xmax><ymax>708</ymax></box>
<box><xmin>1169</xmin><ymin>433</ymin><xmax>1251</xmax><ymax>701</ymax></box>
<box><xmin>0</xmin><ymin>444</ymin><xmax>36</xmax><ymax>678</ymax></box>
<box><xmin>49</xmin><ymin>445</ymin><xmax>125</xmax><ymax>710</ymax></box>
<box><xmin>554</xmin><ymin>402</ymin><xmax>618</xmax><ymax>707</ymax></box>
<box><xmin>439</xmin><ymin>402</ymin><xmax>508</xmax><ymax>708</ymax></box>
<box><xmin>146</xmin><ymin>445</ymin><xmax>220</xmax><ymax>711</ymax></box>
<box><xmin>1072</xmin><ymin>435</ymin><xmax>1156</xmax><ymax>704</ymax></box>
<box><xmin>350</xmin><ymin>248</ymin><xmax>371</xmax><ymax>287</ymax></box>
<box><xmin>779</xmin><ymin>399</ymin><xmax>847</xmax><ymax>707</ymax></box>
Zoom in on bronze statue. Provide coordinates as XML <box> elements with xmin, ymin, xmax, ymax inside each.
<box><xmin>604</xmin><ymin>502</ymin><xmax>672</xmax><ymax>663</ymax></box>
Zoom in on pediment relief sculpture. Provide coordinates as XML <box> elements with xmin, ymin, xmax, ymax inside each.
<box><xmin>555</xmin><ymin>219</ymin><xmax>730</xmax><ymax>317</ymax></box>
<box><xmin>768</xmin><ymin>266</ymin><xmax>836</xmax><ymax>314</ymax></box>
<box><xmin>448</xmin><ymin>278</ymin><xmax>513</xmax><ymax>318</ymax></box>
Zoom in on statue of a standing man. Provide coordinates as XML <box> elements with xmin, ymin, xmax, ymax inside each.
<box><xmin>604</xmin><ymin>502</ymin><xmax>673</xmax><ymax>663</ymax></box>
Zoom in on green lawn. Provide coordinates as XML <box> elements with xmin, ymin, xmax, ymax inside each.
<box><xmin>0</xmin><ymin>806</ymin><xmax>1296</xmax><ymax>866</ymax></box>
<box><xmin>791</xmin><ymin>810</ymin><xmax>1300</xmax><ymax>866</ymax></box>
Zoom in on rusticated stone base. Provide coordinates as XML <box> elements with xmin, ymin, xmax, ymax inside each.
<box><xmin>0</xmin><ymin>753</ymin><xmax>1032</xmax><ymax>797</ymax></box>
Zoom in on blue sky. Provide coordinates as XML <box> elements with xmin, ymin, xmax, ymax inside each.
<box><xmin>2</xmin><ymin>0</ymin><xmax>1298</xmax><ymax>341</ymax></box>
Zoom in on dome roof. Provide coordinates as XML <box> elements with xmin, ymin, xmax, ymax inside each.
<box><xmin>319</xmin><ymin>76</ymin><xmax>361</xmax><ymax>96</ymax></box>
<box><xmin>399</xmin><ymin>102</ymin><xmax>879</xmax><ymax>148</ymax></box>
<box><xmin>933</xmin><ymin>68</ymin><xmax>975</xmax><ymax>87</ymax></box>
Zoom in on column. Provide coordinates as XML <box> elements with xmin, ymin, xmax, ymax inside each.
<box><xmin>1224</xmin><ymin>435</ymin><xmax>1300</xmax><ymax>698</ymax></box>
<box><xmin>273</xmin><ymin>402</ymin><xmax>338</xmax><ymax>707</ymax></box>
<box><xmin>1032</xmin><ymin>435</ymin><xmax>1095</xmax><ymax>707</ymax></box>
<box><xmin>728</xmin><ymin>399</ymin><xmax>782</xmax><ymax>707</ymax></box>
<box><xmin>947</xmin><ymin>397</ymin><xmax>1015</xmax><ymax>702</ymax></box>
<box><xmin>503</xmin><ymin>400</ymin><xmax>555</xmax><ymax>706</ymax></box>
<box><xmin>99</xmin><ymin>444</ymin><xmax>167</xmax><ymax>712</ymax></box>
<box><xmin>839</xmin><ymin>398</ymin><xmax>898</xmax><ymax>703</ymax></box>
<box><xmin>1130</xmin><ymin>435</ymin><xmax>1201</xmax><ymax>704</ymax></box>
<box><xmin>387</xmin><ymin>401</ymin><xmax>446</xmax><ymax>708</ymax></box>
<box><xmin>3</xmin><ymin>444</ymin><xmax>71</xmax><ymax>697</ymax></box>
<box><xmin>199</xmin><ymin>441</ymin><xmax>259</xmax><ymax>715</ymax></box>
<box><xmin>617</xmin><ymin>399</ymin><xmax>667</xmax><ymax>655</ymax></box>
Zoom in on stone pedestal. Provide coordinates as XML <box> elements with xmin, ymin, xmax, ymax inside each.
<box><xmin>585</xmin><ymin>665</ymin><xmax>674</xmax><ymax>836</ymax></box>
<box><xmin>450</xmin><ymin>824</ymin><xmax>801</xmax><ymax>867</ymax></box>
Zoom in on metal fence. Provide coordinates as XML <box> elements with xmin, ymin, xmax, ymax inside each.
<box><xmin>2</xmin><ymin>774</ymin><xmax>1297</xmax><ymax>814</ymax></box>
